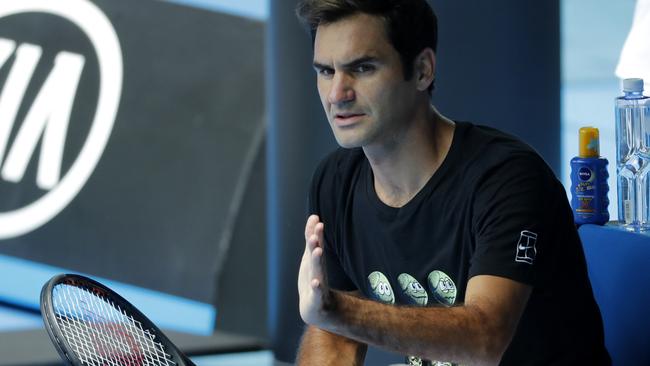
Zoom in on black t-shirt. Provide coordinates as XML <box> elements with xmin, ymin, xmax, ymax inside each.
<box><xmin>308</xmin><ymin>121</ymin><xmax>610</xmax><ymax>365</ymax></box>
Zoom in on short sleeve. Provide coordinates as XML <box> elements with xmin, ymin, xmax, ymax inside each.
<box><xmin>469</xmin><ymin>154</ymin><xmax>556</xmax><ymax>286</ymax></box>
<box><xmin>308</xmin><ymin>153</ymin><xmax>357</xmax><ymax>291</ymax></box>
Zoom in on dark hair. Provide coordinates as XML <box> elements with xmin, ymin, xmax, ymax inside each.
<box><xmin>296</xmin><ymin>0</ymin><xmax>438</xmax><ymax>92</ymax></box>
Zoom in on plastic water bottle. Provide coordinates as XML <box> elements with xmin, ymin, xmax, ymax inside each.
<box><xmin>570</xmin><ymin>127</ymin><xmax>609</xmax><ymax>225</ymax></box>
<box><xmin>615</xmin><ymin>78</ymin><xmax>650</xmax><ymax>230</ymax></box>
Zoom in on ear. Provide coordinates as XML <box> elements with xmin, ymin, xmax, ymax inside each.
<box><xmin>414</xmin><ymin>48</ymin><xmax>436</xmax><ymax>92</ymax></box>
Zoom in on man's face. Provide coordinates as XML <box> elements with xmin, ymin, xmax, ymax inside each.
<box><xmin>313</xmin><ymin>13</ymin><xmax>419</xmax><ymax>149</ymax></box>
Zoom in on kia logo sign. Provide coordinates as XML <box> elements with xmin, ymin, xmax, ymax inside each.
<box><xmin>0</xmin><ymin>0</ymin><xmax>122</xmax><ymax>239</ymax></box>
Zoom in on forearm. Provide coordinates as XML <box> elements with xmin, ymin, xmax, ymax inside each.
<box><xmin>296</xmin><ymin>325</ymin><xmax>367</xmax><ymax>366</ymax></box>
<box><xmin>298</xmin><ymin>216</ymin><xmax>521</xmax><ymax>364</ymax></box>
<box><xmin>320</xmin><ymin>290</ymin><xmax>507</xmax><ymax>365</ymax></box>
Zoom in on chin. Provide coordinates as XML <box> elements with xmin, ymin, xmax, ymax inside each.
<box><xmin>334</xmin><ymin>139</ymin><xmax>358</xmax><ymax>149</ymax></box>
<box><xmin>331</xmin><ymin>124</ymin><xmax>376</xmax><ymax>149</ymax></box>
<box><xmin>333</xmin><ymin>134</ymin><xmax>365</xmax><ymax>149</ymax></box>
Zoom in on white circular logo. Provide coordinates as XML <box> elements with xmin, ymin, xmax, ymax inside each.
<box><xmin>0</xmin><ymin>0</ymin><xmax>122</xmax><ymax>239</ymax></box>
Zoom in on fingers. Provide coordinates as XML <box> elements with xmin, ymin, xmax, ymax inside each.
<box><xmin>306</xmin><ymin>220</ymin><xmax>325</xmax><ymax>253</ymax></box>
<box><xmin>304</xmin><ymin>215</ymin><xmax>320</xmax><ymax>240</ymax></box>
<box><xmin>311</xmin><ymin>278</ymin><xmax>320</xmax><ymax>289</ymax></box>
<box><xmin>314</xmin><ymin>222</ymin><xmax>325</xmax><ymax>247</ymax></box>
<box><xmin>307</xmin><ymin>233</ymin><xmax>319</xmax><ymax>252</ymax></box>
<box><xmin>312</xmin><ymin>245</ymin><xmax>323</xmax><ymax>259</ymax></box>
<box><xmin>302</xmin><ymin>216</ymin><xmax>326</xmax><ymax>290</ymax></box>
<box><xmin>311</xmin><ymin>245</ymin><xmax>323</xmax><ymax>286</ymax></box>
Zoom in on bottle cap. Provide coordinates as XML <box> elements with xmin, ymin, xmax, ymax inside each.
<box><xmin>623</xmin><ymin>78</ymin><xmax>644</xmax><ymax>92</ymax></box>
<box><xmin>579</xmin><ymin>126</ymin><xmax>599</xmax><ymax>158</ymax></box>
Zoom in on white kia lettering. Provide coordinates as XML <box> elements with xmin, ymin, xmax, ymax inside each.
<box><xmin>0</xmin><ymin>0</ymin><xmax>122</xmax><ymax>240</ymax></box>
<box><xmin>0</xmin><ymin>41</ymin><xmax>86</xmax><ymax>190</ymax></box>
<box><xmin>0</xmin><ymin>39</ymin><xmax>41</xmax><ymax>166</ymax></box>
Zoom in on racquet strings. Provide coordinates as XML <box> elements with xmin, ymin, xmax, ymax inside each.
<box><xmin>51</xmin><ymin>283</ymin><xmax>177</xmax><ymax>366</ymax></box>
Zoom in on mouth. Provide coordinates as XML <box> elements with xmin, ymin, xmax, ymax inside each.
<box><xmin>333</xmin><ymin>113</ymin><xmax>365</xmax><ymax>127</ymax></box>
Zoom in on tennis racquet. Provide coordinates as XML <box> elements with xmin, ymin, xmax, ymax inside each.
<box><xmin>40</xmin><ymin>273</ymin><xmax>196</xmax><ymax>366</ymax></box>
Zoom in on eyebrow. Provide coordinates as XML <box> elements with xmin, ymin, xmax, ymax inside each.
<box><xmin>313</xmin><ymin>56</ymin><xmax>380</xmax><ymax>70</ymax></box>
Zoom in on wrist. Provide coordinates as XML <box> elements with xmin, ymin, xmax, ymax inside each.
<box><xmin>314</xmin><ymin>287</ymin><xmax>340</xmax><ymax>329</ymax></box>
<box><xmin>322</xmin><ymin>287</ymin><xmax>337</xmax><ymax>312</ymax></box>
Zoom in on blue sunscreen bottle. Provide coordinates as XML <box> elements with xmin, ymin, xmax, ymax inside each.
<box><xmin>570</xmin><ymin>127</ymin><xmax>610</xmax><ymax>225</ymax></box>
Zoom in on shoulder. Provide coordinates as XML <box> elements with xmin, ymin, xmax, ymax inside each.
<box><xmin>459</xmin><ymin>123</ymin><xmax>569</xmax><ymax>234</ymax></box>
<box><xmin>455</xmin><ymin>121</ymin><xmax>555</xmax><ymax>183</ymax></box>
<box><xmin>453</xmin><ymin>122</ymin><xmax>565</xmax><ymax>222</ymax></box>
<box><xmin>459</xmin><ymin>122</ymin><xmax>542</xmax><ymax>161</ymax></box>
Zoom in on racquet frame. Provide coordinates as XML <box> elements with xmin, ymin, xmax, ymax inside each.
<box><xmin>40</xmin><ymin>273</ymin><xmax>195</xmax><ymax>366</ymax></box>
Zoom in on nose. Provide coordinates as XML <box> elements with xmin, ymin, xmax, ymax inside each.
<box><xmin>327</xmin><ymin>73</ymin><xmax>355</xmax><ymax>106</ymax></box>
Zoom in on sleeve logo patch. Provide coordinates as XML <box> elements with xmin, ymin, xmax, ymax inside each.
<box><xmin>515</xmin><ymin>230</ymin><xmax>537</xmax><ymax>265</ymax></box>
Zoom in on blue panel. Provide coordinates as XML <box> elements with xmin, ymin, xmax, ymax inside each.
<box><xmin>192</xmin><ymin>350</ymin><xmax>273</xmax><ymax>366</ymax></box>
<box><xmin>0</xmin><ymin>306</ymin><xmax>42</xmax><ymax>331</ymax></box>
<box><xmin>0</xmin><ymin>254</ymin><xmax>215</xmax><ymax>335</ymax></box>
<box><xmin>165</xmin><ymin>0</ymin><xmax>268</xmax><ymax>20</ymax></box>
<box><xmin>579</xmin><ymin>224</ymin><xmax>650</xmax><ymax>365</ymax></box>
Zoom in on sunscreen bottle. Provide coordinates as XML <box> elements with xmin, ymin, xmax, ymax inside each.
<box><xmin>570</xmin><ymin>127</ymin><xmax>610</xmax><ymax>225</ymax></box>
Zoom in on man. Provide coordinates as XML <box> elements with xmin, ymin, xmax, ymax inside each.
<box><xmin>295</xmin><ymin>0</ymin><xmax>610</xmax><ymax>365</ymax></box>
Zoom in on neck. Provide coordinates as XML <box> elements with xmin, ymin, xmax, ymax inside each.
<box><xmin>363</xmin><ymin>105</ymin><xmax>454</xmax><ymax>208</ymax></box>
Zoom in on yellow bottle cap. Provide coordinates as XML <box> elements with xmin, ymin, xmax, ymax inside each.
<box><xmin>579</xmin><ymin>126</ymin><xmax>600</xmax><ymax>158</ymax></box>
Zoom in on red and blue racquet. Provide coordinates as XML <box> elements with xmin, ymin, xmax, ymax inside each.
<box><xmin>40</xmin><ymin>273</ymin><xmax>196</xmax><ymax>366</ymax></box>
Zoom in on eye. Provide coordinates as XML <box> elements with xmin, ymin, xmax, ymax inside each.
<box><xmin>353</xmin><ymin>64</ymin><xmax>374</xmax><ymax>73</ymax></box>
<box><xmin>316</xmin><ymin>67</ymin><xmax>334</xmax><ymax>78</ymax></box>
